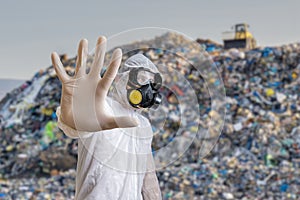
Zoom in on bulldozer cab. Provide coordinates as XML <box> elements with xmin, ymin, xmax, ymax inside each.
<box><xmin>235</xmin><ymin>24</ymin><xmax>253</xmax><ymax>40</ymax></box>
<box><xmin>223</xmin><ymin>23</ymin><xmax>256</xmax><ymax>50</ymax></box>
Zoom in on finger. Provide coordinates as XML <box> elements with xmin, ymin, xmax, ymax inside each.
<box><xmin>101</xmin><ymin>48</ymin><xmax>122</xmax><ymax>91</ymax></box>
<box><xmin>90</xmin><ymin>36</ymin><xmax>107</xmax><ymax>78</ymax></box>
<box><xmin>75</xmin><ymin>38</ymin><xmax>88</xmax><ymax>77</ymax></box>
<box><xmin>51</xmin><ymin>52</ymin><xmax>69</xmax><ymax>82</ymax></box>
<box><xmin>105</xmin><ymin>116</ymin><xmax>139</xmax><ymax>130</ymax></box>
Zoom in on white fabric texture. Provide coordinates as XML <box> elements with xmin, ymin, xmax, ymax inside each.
<box><xmin>56</xmin><ymin>98</ymin><xmax>156</xmax><ymax>200</ymax></box>
<box><xmin>121</xmin><ymin>54</ymin><xmax>159</xmax><ymax>73</ymax></box>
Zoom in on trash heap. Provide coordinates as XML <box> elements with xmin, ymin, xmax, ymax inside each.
<box><xmin>0</xmin><ymin>32</ymin><xmax>300</xmax><ymax>199</ymax></box>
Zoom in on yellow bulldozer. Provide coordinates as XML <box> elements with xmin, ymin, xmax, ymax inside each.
<box><xmin>222</xmin><ymin>23</ymin><xmax>257</xmax><ymax>50</ymax></box>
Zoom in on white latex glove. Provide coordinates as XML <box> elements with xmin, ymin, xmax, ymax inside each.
<box><xmin>51</xmin><ymin>36</ymin><xmax>138</xmax><ymax>132</ymax></box>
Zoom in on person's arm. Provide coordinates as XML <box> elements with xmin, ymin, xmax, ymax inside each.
<box><xmin>142</xmin><ymin>153</ymin><xmax>162</xmax><ymax>200</ymax></box>
<box><xmin>51</xmin><ymin>36</ymin><xmax>138</xmax><ymax>133</ymax></box>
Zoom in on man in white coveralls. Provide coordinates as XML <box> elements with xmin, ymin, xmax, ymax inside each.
<box><xmin>51</xmin><ymin>36</ymin><xmax>162</xmax><ymax>200</ymax></box>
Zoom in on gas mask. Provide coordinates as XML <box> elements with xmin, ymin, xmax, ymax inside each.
<box><xmin>126</xmin><ymin>67</ymin><xmax>162</xmax><ymax>109</ymax></box>
<box><xmin>110</xmin><ymin>54</ymin><xmax>163</xmax><ymax>111</ymax></box>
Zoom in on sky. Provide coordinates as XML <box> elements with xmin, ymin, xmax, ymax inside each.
<box><xmin>0</xmin><ymin>0</ymin><xmax>299</xmax><ymax>80</ymax></box>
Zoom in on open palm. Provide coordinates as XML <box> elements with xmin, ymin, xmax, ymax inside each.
<box><xmin>51</xmin><ymin>36</ymin><xmax>138</xmax><ymax>132</ymax></box>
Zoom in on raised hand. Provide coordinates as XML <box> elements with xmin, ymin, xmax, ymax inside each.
<box><xmin>51</xmin><ymin>36</ymin><xmax>138</xmax><ymax>132</ymax></box>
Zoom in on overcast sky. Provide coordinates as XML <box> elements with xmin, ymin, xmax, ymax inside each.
<box><xmin>0</xmin><ymin>0</ymin><xmax>299</xmax><ymax>80</ymax></box>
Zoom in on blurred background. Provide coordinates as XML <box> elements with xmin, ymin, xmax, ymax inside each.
<box><xmin>0</xmin><ymin>1</ymin><xmax>300</xmax><ymax>199</ymax></box>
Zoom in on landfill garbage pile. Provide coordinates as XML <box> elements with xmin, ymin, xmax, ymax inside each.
<box><xmin>0</xmin><ymin>32</ymin><xmax>300</xmax><ymax>199</ymax></box>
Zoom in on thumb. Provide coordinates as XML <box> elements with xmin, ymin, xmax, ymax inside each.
<box><xmin>106</xmin><ymin>116</ymin><xmax>139</xmax><ymax>129</ymax></box>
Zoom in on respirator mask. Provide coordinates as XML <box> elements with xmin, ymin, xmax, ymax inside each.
<box><xmin>110</xmin><ymin>54</ymin><xmax>163</xmax><ymax>111</ymax></box>
<box><xmin>126</xmin><ymin>67</ymin><xmax>162</xmax><ymax>109</ymax></box>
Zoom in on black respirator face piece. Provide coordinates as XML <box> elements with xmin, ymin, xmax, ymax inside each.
<box><xmin>127</xmin><ymin>67</ymin><xmax>162</xmax><ymax>109</ymax></box>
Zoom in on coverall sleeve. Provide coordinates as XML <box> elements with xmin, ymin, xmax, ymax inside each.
<box><xmin>56</xmin><ymin>106</ymin><xmax>94</xmax><ymax>139</ymax></box>
<box><xmin>141</xmin><ymin>153</ymin><xmax>162</xmax><ymax>200</ymax></box>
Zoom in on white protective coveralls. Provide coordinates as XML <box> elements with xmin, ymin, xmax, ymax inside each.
<box><xmin>56</xmin><ymin>54</ymin><xmax>162</xmax><ymax>200</ymax></box>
